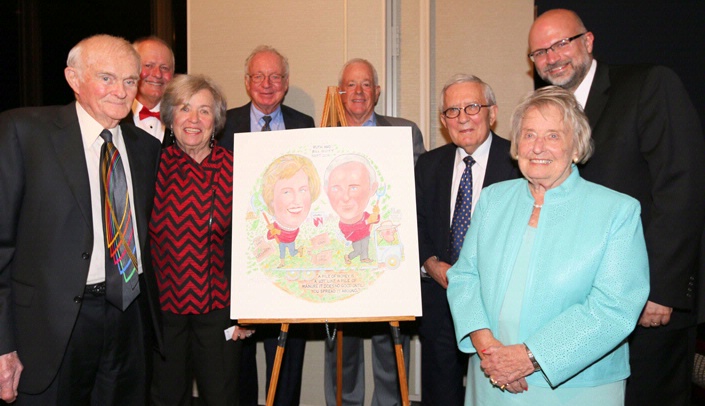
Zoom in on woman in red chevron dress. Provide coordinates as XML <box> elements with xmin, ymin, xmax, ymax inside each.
<box><xmin>149</xmin><ymin>74</ymin><xmax>250</xmax><ymax>406</ymax></box>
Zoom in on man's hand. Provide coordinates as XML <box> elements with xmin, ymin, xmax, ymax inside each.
<box><xmin>423</xmin><ymin>256</ymin><xmax>451</xmax><ymax>288</ymax></box>
<box><xmin>638</xmin><ymin>300</ymin><xmax>673</xmax><ymax>328</ymax></box>
<box><xmin>231</xmin><ymin>326</ymin><xmax>256</xmax><ymax>341</ymax></box>
<box><xmin>0</xmin><ymin>351</ymin><xmax>22</xmax><ymax>403</ymax></box>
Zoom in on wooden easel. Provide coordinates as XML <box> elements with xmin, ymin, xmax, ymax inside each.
<box><xmin>237</xmin><ymin>316</ymin><xmax>413</xmax><ymax>406</ymax></box>
<box><xmin>243</xmin><ymin>87</ymin><xmax>412</xmax><ymax>406</ymax></box>
<box><xmin>331</xmin><ymin>317</ymin><xmax>413</xmax><ymax>406</ymax></box>
<box><xmin>321</xmin><ymin>86</ymin><xmax>410</xmax><ymax>406</ymax></box>
<box><xmin>320</xmin><ymin>86</ymin><xmax>348</xmax><ymax>127</ymax></box>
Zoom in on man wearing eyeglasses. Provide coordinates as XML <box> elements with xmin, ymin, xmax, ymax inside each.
<box><xmin>220</xmin><ymin>45</ymin><xmax>314</xmax><ymax>406</ymax></box>
<box><xmin>529</xmin><ymin>9</ymin><xmax>705</xmax><ymax>406</ymax></box>
<box><xmin>414</xmin><ymin>74</ymin><xmax>518</xmax><ymax>405</ymax></box>
<box><xmin>323</xmin><ymin>58</ymin><xmax>425</xmax><ymax>406</ymax></box>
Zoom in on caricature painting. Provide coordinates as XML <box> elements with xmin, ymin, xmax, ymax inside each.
<box><xmin>231</xmin><ymin>126</ymin><xmax>421</xmax><ymax>320</ymax></box>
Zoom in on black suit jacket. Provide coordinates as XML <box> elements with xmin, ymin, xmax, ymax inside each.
<box><xmin>218</xmin><ymin>102</ymin><xmax>315</xmax><ymax>151</ymax></box>
<box><xmin>579</xmin><ymin>62</ymin><xmax>705</xmax><ymax>328</ymax></box>
<box><xmin>415</xmin><ymin>133</ymin><xmax>518</xmax><ymax>267</ymax></box>
<box><xmin>0</xmin><ymin>102</ymin><xmax>163</xmax><ymax>393</ymax></box>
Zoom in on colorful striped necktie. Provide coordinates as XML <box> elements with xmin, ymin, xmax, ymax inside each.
<box><xmin>448</xmin><ymin>155</ymin><xmax>475</xmax><ymax>264</ymax></box>
<box><xmin>99</xmin><ymin>129</ymin><xmax>140</xmax><ymax>310</ymax></box>
<box><xmin>261</xmin><ymin>115</ymin><xmax>272</xmax><ymax>131</ymax></box>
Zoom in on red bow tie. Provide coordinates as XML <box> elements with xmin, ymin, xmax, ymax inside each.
<box><xmin>139</xmin><ymin>106</ymin><xmax>161</xmax><ymax>121</ymax></box>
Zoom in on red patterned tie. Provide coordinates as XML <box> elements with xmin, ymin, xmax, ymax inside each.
<box><xmin>139</xmin><ymin>106</ymin><xmax>160</xmax><ymax>120</ymax></box>
<box><xmin>99</xmin><ymin>129</ymin><xmax>140</xmax><ymax>310</ymax></box>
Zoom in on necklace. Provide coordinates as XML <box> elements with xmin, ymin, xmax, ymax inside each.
<box><xmin>533</xmin><ymin>203</ymin><xmax>543</xmax><ymax>209</ymax></box>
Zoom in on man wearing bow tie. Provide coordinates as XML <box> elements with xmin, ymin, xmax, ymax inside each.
<box><xmin>127</xmin><ymin>36</ymin><xmax>175</xmax><ymax>146</ymax></box>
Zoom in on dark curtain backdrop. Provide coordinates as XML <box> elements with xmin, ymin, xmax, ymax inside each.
<box><xmin>0</xmin><ymin>0</ymin><xmax>186</xmax><ymax>112</ymax></box>
<box><xmin>534</xmin><ymin>0</ymin><xmax>705</xmax><ymax>132</ymax></box>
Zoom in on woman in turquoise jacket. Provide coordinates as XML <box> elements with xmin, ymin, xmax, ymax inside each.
<box><xmin>447</xmin><ymin>86</ymin><xmax>649</xmax><ymax>405</ymax></box>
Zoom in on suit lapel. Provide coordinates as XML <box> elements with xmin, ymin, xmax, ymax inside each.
<box><xmin>437</xmin><ymin>145</ymin><xmax>456</xmax><ymax>242</ymax></box>
<box><xmin>483</xmin><ymin>133</ymin><xmax>514</xmax><ymax>187</ymax></box>
<box><xmin>235</xmin><ymin>103</ymin><xmax>253</xmax><ymax>133</ymax></box>
<box><xmin>48</xmin><ymin>103</ymin><xmax>93</xmax><ymax>229</ymax></box>
<box><xmin>584</xmin><ymin>62</ymin><xmax>610</xmax><ymax>134</ymax></box>
<box><xmin>375</xmin><ymin>115</ymin><xmax>391</xmax><ymax>127</ymax></box>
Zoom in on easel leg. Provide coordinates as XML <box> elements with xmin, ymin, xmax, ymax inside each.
<box><xmin>266</xmin><ymin>323</ymin><xmax>289</xmax><ymax>406</ymax></box>
<box><xmin>336</xmin><ymin>326</ymin><xmax>343</xmax><ymax>406</ymax></box>
<box><xmin>390</xmin><ymin>321</ymin><xmax>410</xmax><ymax>406</ymax></box>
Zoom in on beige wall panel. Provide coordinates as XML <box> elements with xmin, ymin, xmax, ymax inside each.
<box><xmin>432</xmin><ymin>0</ymin><xmax>534</xmax><ymax>148</ymax></box>
<box><xmin>399</xmin><ymin>1</ymin><xmax>424</xmax><ymax>145</ymax></box>
<box><xmin>189</xmin><ymin>1</ymin><xmax>392</xmax><ymax>127</ymax></box>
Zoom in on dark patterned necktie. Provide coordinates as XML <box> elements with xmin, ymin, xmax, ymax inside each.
<box><xmin>261</xmin><ymin>115</ymin><xmax>272</xmax><ymax>131</ymax></box>
<box><xmin>99</xmin><ymin>130</ymin><xmax>140</xmax><ymax>310</ymax></box>
<box><xmin>448</xmin><ymin>156</ymin><xmax>475</xmax><ymax>264</ymax></box>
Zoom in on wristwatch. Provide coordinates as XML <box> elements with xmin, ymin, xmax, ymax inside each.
<box><xmin>524</xmin><ymin>344</ymin><xmax>541</xmax><ymax>372</ymax></box>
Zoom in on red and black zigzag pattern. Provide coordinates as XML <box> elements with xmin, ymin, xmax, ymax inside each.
<box><xmin>149</xmin><ymin>145</ymin><xmax>233</xmax><ymax>315</ymax></box>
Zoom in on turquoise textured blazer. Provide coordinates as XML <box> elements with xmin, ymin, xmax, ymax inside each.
<box><xmin>447</xmin><ymin>167</ymin><xmax>649</xmax><ymax>388</ymax></box>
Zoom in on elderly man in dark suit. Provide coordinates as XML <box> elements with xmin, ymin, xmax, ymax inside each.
<box><xmin>0</xmin><ymin>34</ymin><xmax>162</xmax><ymax>404</ymax></box>
<box><xmin>219</xmin><ymin>45</ymin><xmax>313</xmax><ymax>406</ymax></box>
<box><xmin>415</xmin><ymin>74</ymin><xmax>518</xmax><ymax>405</ymax></box>
<box><xmin>529</xmin><ymin>9</ymin><xmax>705</xmax><ymax>406</ymax></box>
<box><xmin>323</xmin><ymin>58</ymin><xmax>426</xmax><ymax>406</ymax></box>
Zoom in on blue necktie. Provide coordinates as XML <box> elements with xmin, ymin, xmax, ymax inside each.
<box><xmin>261</xmin><ymin>115</ymin><xmax>272</xmax><ymax>131</ymax></box>
<box><xmin>100</xmin><ymin>130</ymin><xmax>140</xmax><ymax>310</ymax></box>
<box><xmin>449</xmin><ymin>156</ymin><xmax>475</xmax><ymax>264</ymax></box>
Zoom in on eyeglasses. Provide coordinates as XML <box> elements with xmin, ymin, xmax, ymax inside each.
<box><xmin>528</xmin><ymin>32</ymin><xmax>587</xmax><ymax>62</ymax></box>
<box><xmin>442</xmin><ymin>103</ymin><xmax>493</xmax><ymax>119</ymax></box>
<box><xmin>247</xmin><ymin>73</ymin><xmax>286</xmax><ymax>84</ymax></box>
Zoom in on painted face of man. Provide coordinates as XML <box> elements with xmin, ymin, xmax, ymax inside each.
<box><xmin>326</xmin><ymin>161</ymin><xmax>377</xmax><ymax>224</ymax></box>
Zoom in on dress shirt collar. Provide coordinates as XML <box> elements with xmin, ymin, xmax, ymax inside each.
<box><xmin>250</xmin><ymin>104</ymin><xmax>284</xmax><ymax>132</ymax></box>
<box><xmin>573</xmin><ymin>59</ymin><xmax>597</xmax><ymax>108</ymax></box>
<box><xmin>362</xmin><ymin>113</ymin><xmax>377</xmax><ymax>127</ymax></box>
<box><xmin>454</xmin><ymin>130</ymin><xmax>493</xmax><ymax>171</ymax></box>
<box><xmin>76</xmin><ymin>102</ymin><xmax>119</xmax><ymax>148</ymax></box>
<box><xmin>132</xmin><ymin>99</ymin><xmax>161</xmax><ymax>118</ymax></box>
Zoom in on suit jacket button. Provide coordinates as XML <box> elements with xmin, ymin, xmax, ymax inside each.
<box><xmin>74</xmin><ymin>296</ymin><xmax>82</xmax><ymax>303</ymax></box>
<box><xmin>82</xmin><ymin>252</ymin><xmax>90</xmax><ymax>260</ymax></box>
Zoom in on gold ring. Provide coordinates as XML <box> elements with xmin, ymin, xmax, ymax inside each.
<box><xmin>500</xmin><ymin>384</ymin><xmax>507</xmax><ymax>390</ymax></box>
<box><xmin>490</xmin><ymin>378</ymin><xmax>498</xmax><ymax>386</ymax></box>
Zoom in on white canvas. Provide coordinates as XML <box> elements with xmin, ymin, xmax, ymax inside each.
<box><xmin>230</xmin><ymin>126</ymin><xmax>421</xmax><ymax>320</ymax></box>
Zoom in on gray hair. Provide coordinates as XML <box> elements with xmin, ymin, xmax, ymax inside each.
<box><xmin>439</xmin><ymin>74</ymin><xmax>496</xmax><ymax>112</ymax></box>
<box><xmin>161</xmin><ymin>74</ymin><xmax>228</xmax><ymax>134</ymax></box>
<box><xmin>324</xmin><ymin>153</ymin><xmax>377</xmax><ymax>189</ymax></box>
<box><xmin>244</xmin><ymin>45</ymin><xmax>290</xmax><ymax>77</ymax></box>
<box><xmin>338</xmin><ymin>58</ymin><xmax>379</xmax><ymax>88</ymax></box>
<box><xmin>508</xmin><ymin>86</ymin><xmax>594</xmax><ymax>163</ymax></box>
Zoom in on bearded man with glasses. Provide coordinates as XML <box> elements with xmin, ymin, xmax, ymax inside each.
<box><xmin>414</xmin><ymin>74</ymin><xmax>518</xmax><ymax>405</ymax></box>
<box><xmin>529</xmin><ymin>9</ymin><xmax>705</xmax><ymax>406</ymax></box>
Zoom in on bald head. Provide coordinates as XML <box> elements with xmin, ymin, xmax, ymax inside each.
<box><xmin>64</xmin><ymin>35</ymin><xmax>141</xmax><ymax>128</ymax></box>
<box><xmin>528</xmin><ymin>9</ymin><xmax>594</xmax><ymax>92</ymax></box>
